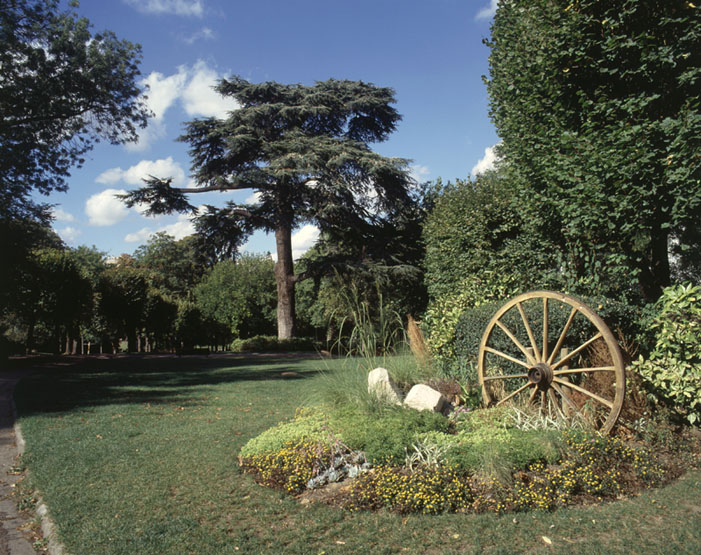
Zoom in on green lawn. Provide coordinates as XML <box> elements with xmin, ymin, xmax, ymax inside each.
<box><xmin>13</xmin><ymin>355</ymin><xmax>701</xmax><ymax>554</ymax></box>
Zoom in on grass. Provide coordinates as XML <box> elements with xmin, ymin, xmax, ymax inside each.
<box><xmin>12</xmin><ymin>354</ymin><xmax>701</xmax><ymax>554</ymax></box>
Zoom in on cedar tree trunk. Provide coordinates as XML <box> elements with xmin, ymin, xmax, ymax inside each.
<box><xmin>274</xmin><ymin>224</ymin><xmax>296</xmax><ymax>339</ymax></box>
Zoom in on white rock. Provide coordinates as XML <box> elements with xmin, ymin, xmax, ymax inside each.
<box><xmin>368</xmin><ymin>367</ymin><xmax>403</xmax><ymax>405</ymax></box>
<box><xmin>404</xmin><ymin>384</ymin><xmax>447</xmax><ymax>413</ymax></box>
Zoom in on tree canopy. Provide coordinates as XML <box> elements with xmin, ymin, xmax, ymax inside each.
<box><xmin>0</xmin><ymin>0</ymin><xmax>149</xmax><ymax>221</ymax></box>
<box><xmin>486</xmin><ymin>0</ymin><xmax>701</xmax><ymax>301</ymax></box>
<box><xmin>122</xmin><ymin>77</ymin><xmax>414</xmax><ymax>338</ymax></box>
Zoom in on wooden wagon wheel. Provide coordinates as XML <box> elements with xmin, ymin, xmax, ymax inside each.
<box><xmin>477</xmin><ymin>291</ymin><xmax>625</xmax><ymax>434</ymax></box>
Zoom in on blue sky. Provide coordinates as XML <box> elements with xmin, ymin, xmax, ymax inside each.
<box><xmin>46</xmin><ymin>0</ymin><xmax>500</xmax><ymax>258</ymax></box>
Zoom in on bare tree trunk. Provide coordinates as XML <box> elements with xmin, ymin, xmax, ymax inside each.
<box><xmin>638</xmin><ymin>227</ymin><xmax>671</xmax><ymax>301</ymax></box>
<box><xmin>25</xmin><ymin>317</ymin><xmax>35</xmax><ymax>355</ymax></box>
<box><xmin>274</xmin><ymin>224</ymin><xmax>296</xmax><ymax>339</ymax></box>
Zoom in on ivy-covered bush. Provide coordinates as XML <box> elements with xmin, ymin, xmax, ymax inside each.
<box><xmin>422</xmin><ymin>273</ymin><xmax>519</xmax><ymax>367</ymax></box>
<box><xmin>632</xmin><ymin>283</ymin><xmax>701</xmax><ymax>425</ymax></box>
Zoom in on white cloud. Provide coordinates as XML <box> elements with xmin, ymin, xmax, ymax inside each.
<box><xmin>124</xmin><ymin>0</ymin><xmax>204</xmax><ymax>17</ymax></box>
<box><xmin>183</xmin><ymin>26</ymin><xmax>215</xmax><ymax>44</ymax></box>
<box><xmin>182</xmin><ymin>60</ymin><xmax>239</xmax><ymax>119</ymax></box>
<box><xmin>96</xmin><ymin>157</ymin><xmax>188</xmax><ymax>188</ymax></box>
<box><xmin>124</xmin><ymin>214</ymin><xmax>195</xmax><ymax>243</ymax></box>
<box><xmin>245</xmin><ymin>191</ymin><xmax>262</xmax><ymax>204</ymax></box>
<box><xmin>124</xmin><ymin>227</ymin><xmax>154</xmax><ymax>244</ymax></box>
<box><xmin>128</xmin><ymin>68</ymin><xmax>188</xmax><ymax>150</ymax></box>
<box><xmin>471</xmin><ymin>144</ymin><xmax>500</xmax><ymax>176</ymax></box>
<box><xmin>85</xmin><ymin>189</ymin><xmax>130</xmax><ymax>226</ymax></box>
<box><xmin>142</xmin><ymin>69</ymin><xmax>188</xmax><ymax>120</ymax></box>
<box><xmin>476</xmin><ymin>0</ymin><xmax>498</xmax><ymax>20</ymax></box>
<box><xmin>56</xmin><ymin>226</ymin><xmax>81</xmax><ymax>244</ymax></box>
<box><xmin>291</xmin><ymin>225</ymin><xmax>320</xmax><ymax>260</ymax></box>
<box><xmin>161</xmin><ymin>214</ymin><xmax>196</xmax><ymax>239</ymax></box>
<box><xmin>126</xmin><ymin>60</ymin><xmax>237</xmax><ymax>150</ymax></box>
<box><xmin>409</xmin><ymin>164</ymin><xmax>431</xmax><ymax>183</ymax></box>
<box><xmin>51</xmin><ymin>207</ymin><xmax>75</xmax><ymax>222</ymax></box>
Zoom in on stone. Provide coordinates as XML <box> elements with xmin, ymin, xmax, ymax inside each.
<box><xmin>404</xmin><ymin>384</ymin><xmax>447</xmax><ymax>413</ymax></box>
<box><xmin>367</xmin><ymin>367</ymin><xmax>403</xmax><ymax>405</ymax></box>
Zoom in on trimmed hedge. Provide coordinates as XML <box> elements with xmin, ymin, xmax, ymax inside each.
<box><xmin>230</xmin><ymin>335</ymin><xmax>321</xmax><ymax>353</ymax></box>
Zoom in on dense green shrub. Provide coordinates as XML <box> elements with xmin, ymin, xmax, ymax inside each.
<box><xmin>632</xmin><ymin>283</ymin><xmax>701</xmax><ymax>424</ymax></box>
<box><xmin>422</xmin><ymin>172</ymin><xmax>558</xmax><ymax>302</ymax></box>
<box><xmin>328</xmin><ymin>406</ymin><xmax>452</xmax><ymax>464</ymax></box>
<box><xmin>230</xmin><ymin>335</ymin><xmax>320</xmax><ymax>353</ymax></box>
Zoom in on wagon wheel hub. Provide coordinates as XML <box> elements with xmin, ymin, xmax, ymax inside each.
<box><xmin>528</xmin><ymin>362</ymin><xmax>553</xmax><ymax>391</ymax></box>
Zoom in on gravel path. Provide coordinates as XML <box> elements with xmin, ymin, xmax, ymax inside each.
<box><xmin>0</xmin><ymin>369</ymin><xmax>38</xmax><ymax>555</ymax></box>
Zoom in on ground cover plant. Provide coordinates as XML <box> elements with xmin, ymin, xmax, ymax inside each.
<box><xmin>13</xmin><ymin>354</ymin><xmax>701</xmax><ymax>554</ymax></box>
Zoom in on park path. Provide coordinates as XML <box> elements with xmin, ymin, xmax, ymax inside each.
<box><xmin>0</xmin><ymin>369</ymin><xmax>38</xmax><ymax>555</ymax></box>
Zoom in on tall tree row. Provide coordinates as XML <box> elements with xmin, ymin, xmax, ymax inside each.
<box><xmin>485</xmin><ymin>0</ymin><xmax>701</xmax><ymax>301</ymax></box>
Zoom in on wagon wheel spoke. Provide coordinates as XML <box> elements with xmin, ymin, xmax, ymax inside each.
<box><xmin>542</xmin><ymin>297</ymin><xmax>548</xmax><ymax>362</ymax></box>
<box><xmin>552</xmin><ymin>377</ymin><xmax>613</xmax><ymax>409</ymax></box>
<box><xmin>540</xmin><ymin>390</ymin><xmax>546</xmax><ymax>413</ymax></box>
<box><xmin>482</xmin><ymin>373</ymin><xmax>529</xmax><ymax>381</ymax></box>
<box><xmin>548</xmin><ymin>389</ymin><xmax>566</xmax><ymax>419</ymax></box>
<box><xmin>528</xmin><ymin>385</ymin><xmax>539</xmax><ymax>405</ymax></box>
<box><xmin>516</xmin><ymin>301</ymin><xmax>541</xmax><ymax>361</ymax></box>
<box><xmin>547</xmin><ymin>307</ymin><xmax>578</xmax><ymax>365</ymax></box>
<box><xmin>494</xmin><ymin>320</ymin><xmax>536</xmax><ymax>365</ymax></box>
<box><xmin>495</xmin><ymin>382</ymin><xmax>533</xmax><ymax>406</ymax></box>
<box><xmin>554</xmin><ymin>366</ymin><xmax>615</xmax><ymax>376</ymax></box>
<box><xmin>551</xmin><ymin>332</ymin><xmax>603</xmax><ymax>370</ymax></box>
<box><xmin>483</xmin><ymin>347</ymin><xmax>531</xmax><ymax>369</ymax></box>
<box><xmin>551</xmin><ymin>381</ymin><xmax>579</xmax><ymax>413</ymax></box>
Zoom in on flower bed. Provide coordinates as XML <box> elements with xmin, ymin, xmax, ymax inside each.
<box><xmin>239</xmin><ymin>405</ymin><xmax>699</xmax><ymax>514</ymax></box>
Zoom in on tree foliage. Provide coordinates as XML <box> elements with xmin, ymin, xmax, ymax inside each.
<box><xmin>0</xmin><ymin>0</ymin><xmax>149</xmax><ymax>221</ymax></box>
<box><xmin>194</xmin><ymin>254</ymin><xmax>277</xmax><ymax>339</ymax></box>
<box><xmin>133</xmin><ymin>233</ymin><xmax>207</xmax><ymax>299</ymax></box>
<box><xmin>486</xmin><ymin>0</ymin><xmax>701</xmax><ymax>301</ymax></box>
<box><xmin>121</xmin><ymin>77</ymin><xmax>414</xmax><ymax>338</ymax></box>
<box><xmin>422</xmin><ymin>170</ymin><xmax>559</xmax><ymax>302</ymax></box>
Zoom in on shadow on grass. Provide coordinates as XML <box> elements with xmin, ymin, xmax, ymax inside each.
<box><xmin>11</xmin><ymin>353</ymin><xmax>327</xmax><ymax>417</ymax></box>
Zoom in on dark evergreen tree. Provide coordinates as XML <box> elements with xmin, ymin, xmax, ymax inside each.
<box><xmin>121</xmin><ymin>78</ymin><xmax>413</xmax><ymax>338</ymax></box>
